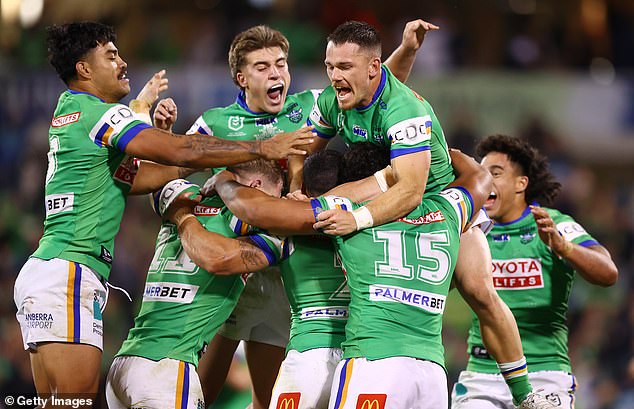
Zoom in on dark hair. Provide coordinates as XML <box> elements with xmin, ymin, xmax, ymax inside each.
<box><xmin>227</xmin><ymin>159</ymin><xmax>283</xmax><ymax>188</ymax></box>
<box><xmin>46</xmin><ymin>22</ymin><xmax>116</xmax><ymax>85</ymax></box>
<box><xmin>327</xmin><ymin>21</ymin><xmax>381</xmax><ymax>57</ymax></box>
<box><xmin>340</xmin><ymin>143</ymin><xmax>390</xmax><ymax>183</ymax></box>
<box><xmin>302</xmin><ymin>150</ymin><xmax>343</xmax><ymax>196</ymax></box>
<box><xmin>228</xmin><ymin>25</ymin><xmax>289</xmax><ymax>87</ymax></box>
<box><xmin>476</xmin><ymin>134</ymin><xmax>561</xmax><ymax>206</ymax></box>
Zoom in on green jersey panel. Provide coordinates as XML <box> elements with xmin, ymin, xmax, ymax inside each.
<box><xmin>308</xmin><ymin>65</ymin><xmax>454</xmax><ymax>194</ymax></box>
<box><xmin>187</xmin><ymin>89</ymin><xmax>320</xmax><ymax>174</ymax></box>
<box><xmin>116</xmin><ymin>196</ymin><xmax>286</xmax><ymax>367</ymax></box>
<box><xmin>467</xmin><ymin>206</ymin><xmax>600</xmax><ymax>373</ymax></box>
<box><xmin>311</xmin><ymin>188</ymin><xmax>473</xmax><ymax>368</ymax></box>
<box><xmin>32</xmin><ymin>90</ymin><xmax>151</xmax><ymax>279</ymax></box>
<box><xmin>279</xmin><ymin>235</ymin><xmax>348</xmax><ymax>353</ymax></box>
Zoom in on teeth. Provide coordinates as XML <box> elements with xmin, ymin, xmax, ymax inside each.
<box><xmin>269</xmin><ymin>84</ymin><xmax>283</xmax><ymax>93</ymax></box>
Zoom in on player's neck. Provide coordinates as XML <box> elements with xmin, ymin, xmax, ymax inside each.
<box><xmin>67</xmin><ymin>81</ymin><xmax>115</xmax><ymax>103</ymax></box>
<box><xmin>497</xmin><ymin>199</ymin><xmax>530</xmax><ymax>224</ymax></box>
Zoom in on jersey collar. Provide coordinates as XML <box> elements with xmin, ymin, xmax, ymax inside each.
<box><xmin>236</xmin><ymin>90</ymin><xmax>270</xmax><ymax>115</ymax></box>
<box><xmin>494</xmin><ymin>202</ymin><xmax>539</xmax><ymax>226</ymax></box>
<box><xmin>355</xmin><ymin>65</ymin><xmax>387</xmax><ymax>112</ymax></box>
<box><xmin>67</xmin><ymin>89</ymin><xmax>105</xmax><ymax>102</ymax></box>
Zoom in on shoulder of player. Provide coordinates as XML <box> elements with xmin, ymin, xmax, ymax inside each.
<box><xmin>543</xmin><ymin>207</ymin><xmax>573</xmax><ymax>222</ymax></box>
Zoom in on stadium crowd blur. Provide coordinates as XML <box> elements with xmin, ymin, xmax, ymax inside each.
<box><xmin>0</xmin><ymin>1</ymin><xmax>632</xmax><ymax>408</ymax></box>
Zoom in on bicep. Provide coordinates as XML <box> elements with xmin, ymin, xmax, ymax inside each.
<box><xmin>391</xmin><ymin>150</ymin><xmax>430</xmax><ymax>189</ymax></box>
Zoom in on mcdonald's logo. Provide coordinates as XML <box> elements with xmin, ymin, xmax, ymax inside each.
<box><xmin>355</xmin><ymin>394</ymin><xmax>387</xmax><ymax>409</ymax></box>
<box><xmin>276</xmin><ymin>393</ymin><xmax>301</xmax><ymax>409</ymax></box>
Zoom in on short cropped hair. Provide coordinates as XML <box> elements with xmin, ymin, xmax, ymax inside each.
<box><xmin>476</xmin><ymin>134</ymin><xmax>561</xmax><ymax>206</ymax></box>
<box><xmin>46</xmin><ymin>22</ymin><xmax>116</xmax><ymax>85</ymax></box>
<box><xmin>327</xmin><ymin>21</ymin><xmax>381</xmax><ymax>58</ymax></box>
<box><xmin>340</xmin><ymin>142</ymin><xmax>390</xmax><ymax>184</ymax></box>
<box><xmin>228</xmin><ymin>25</ymin><xmax>289</xmax><ymax>87</ymax></box>
<box><xmin>227</xmin><ymin>159</ymin><xmax>283</xmax><ymax>189</ymax></box>
<box><xmin>302</xmin><ymin>150</ymin><xmax>343</xmax><ymax>196</ymax></box>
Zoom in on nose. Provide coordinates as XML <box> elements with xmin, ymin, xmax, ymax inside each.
<box><xmin>329</xmin><ymin>67</ymin><xmax>342</xmax><ymax>82</ymax></box>
<box><xmin>269</xmin><ymin>65</ymin><xmax>280</xmax><ymax>79</ymax></box>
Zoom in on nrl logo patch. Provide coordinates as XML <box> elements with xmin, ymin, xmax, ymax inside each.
<box><xmin>228</xmin><ymin>116</ymin><xmax>244</xmax><ymax>131</ymax></box>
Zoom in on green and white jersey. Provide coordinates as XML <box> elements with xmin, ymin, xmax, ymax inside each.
<box><xmin>187</xmin><ymin>89</ymin><xmax>320</xmax><ymax>173</ymax></box>
<box><xmin>116</xmin><ymin>195</ymin><xmax>287</xmax><ymax>367</ymax></box>
<box><xmin>308</xmin><ymin>65</ymin><xmax>454</xmax><ymax>195</ymax></box>
<box><xmin>32</xmin><ymin>90</ymin><xmax>151</xmax><ymax>279</ymax></box>
<box><xmin>466</xmin><ymin>206</ymin><xmax>600</xmax><ymax>373</ymax></box>
<box><xmin>279</xmin><ymin>235</ymin><xmax>348</xmax><ymax>353</ymax></box>
<box><xmin>311</xmin><ymin>187</ymin><xmax>474</xmax><ymax>368</ymax></box>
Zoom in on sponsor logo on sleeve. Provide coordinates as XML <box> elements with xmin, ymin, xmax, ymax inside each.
<box><xmin>113</xmin><ymin>155</ymin><xmax>138</xmax><ymax>186</ymax></box>
<box><xmin>143</xmin><ymin>282</ymin><xmax>199</xmax><ymax>303</ymax></box>
<box><xmin>51</xmin><ymin>112</ymin><xmax>80</xmax><ymax>127</ymax></box>
<box><xmin>398</xmin><ymin>210</ymin><xmax>445</xmax><ymax>225</ymax></box>
<box><xmin>356</xmin><ymin>394</ymin><xmax>387</xmax><ymax>409</ymax></box>
<box><xmin>369</xmin><ymin>284</ymin><xmax>446</xmax><ymax>314</ymax></box>
<box><xmin>194</xmin><ymin>205</ymin><xmax>221</xmax><ymax>216</ymax></box>
<box><xmin>492</xmin><ymin>258</ymin><xmax>543</xmax><ymax>289</ymax></box>
<box><xmin>45</xmin><ymin>193</ymin><xmax>74</xmax><ymax>216</ymax></box>
<box><xmin>300</xmin><ymin>306</ymin><xmax>349</xmax><ymax>320</ymax></box>
<box><xmin>556</xmin><ymin>221</ymin><xmax>588</xmax><ymax>242</ymax></box>
<box><xmin>387</xmin><ymin>116</ymin><xmax>432</xmax><ymax>146</ymax></box>
<box><xmin>276</xmin><ymin>393</ymin><xmax>301</xmax><ymax>409</ymax></box>
<box><xmin>324</xmin><ymin>196</ymin><xmax>353</xmax><ymax>211</ymax></box>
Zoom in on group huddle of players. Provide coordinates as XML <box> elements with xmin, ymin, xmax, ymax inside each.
<box><xmin>13</xmin><ymin>17</ymin><xmax>618</xmax><ymax>409</ymax></box>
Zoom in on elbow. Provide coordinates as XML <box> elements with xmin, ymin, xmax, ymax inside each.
<box><xmin>599</xmin><ymin>266</ymin><xmax>619</xmax><ymax>287</ymax></box>
<box><xmin>402</xmin><ymin>186</ymin><xmax>423</xmax><ymax>211</ymax></box>
<box><xmin>202</xmin><ymin>256</ymin><xmax>234</xmax><ymax>276</ymax></box>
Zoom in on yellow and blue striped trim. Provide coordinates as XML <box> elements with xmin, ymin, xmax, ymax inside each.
<box><xmin>175</xmin><ymin>361</ymin><xmax>190</xmax><ymax>409</ymax></box>
<box><xmin>66</xmin><ymin>262</ymin><xmax>82</xmax><ymax>343</ymax></box>
<box><xmin>333</xmin><ymin>358</ymin><xmax>354</xmax><ymax>409</ymax></box>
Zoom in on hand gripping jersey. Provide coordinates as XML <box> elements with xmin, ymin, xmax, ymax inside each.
<box><xmin>32</xmin><ymin>90</ymin><xmax>151</xmax><ymax>279</ymax></box>
<box><xmin>466</xmin><ymin>206</ymin><xmax>600</xmax><ymax>373</ymax></box>
<box><xmin>311</xmin><ymin>188</ymin><xmax>474</xmax><ymax>369</ymax></box>
<box><xmin>116</xmin><ymin>195</ymin><xmax>286</xmax><ymax>367</ymax></box>
<box><xmin>187</xmin><ymin>89</ymin><xmax>320</xmax><ymax>173</ymax></box>
<box><xmin>308</xmin><ymin>65</ymin><xmax>454</xmax><ymax>195</ymax></box>
<box><xmin>279</xmin><ymin>235</ymin><xmax>349</xmax><ymax>353</ymax></box>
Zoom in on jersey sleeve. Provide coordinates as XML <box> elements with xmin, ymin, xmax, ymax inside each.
<box><xmin>87</xmin><ymin>103</ymin><xmax>151</xmax><ymax>151</ymax></box>
<box><xmin>437</xmin><ymin>187</ymin><xmax>475</xmax><ymax>234</ymax></box>
<box><xmin>247</xmin><ymin>232</ymin><xmax>291</xmax><ymax>266</ymax></box>
<box><xmin>385</xmin><ymin>98</ymin><xmax>434</xmax><ymax>160</ymax></box>
<box><xmin>307</xmin><ymin>86</ymin><xmax>337</xmax><ymax>139</ymax></box>
<box><xmin>186</xmin><ymin>114</ymin><xmax>213</xmax><ymax>135</ymax></box>
<box><xmin>310</xmin><ymin>196</ymin><xmax>357</xmax><ymax>221</ymax></box>
<box><xmin>552</xmin><ymin>211</ymin><xmax>599</xmax><ymax>247</ymax></box>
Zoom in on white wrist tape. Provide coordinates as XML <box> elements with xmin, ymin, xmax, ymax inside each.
<box><xmin>374</xmin><ymin>169</ymin><xmax>389</xmax><ymax>192</ymax></box>
<box><xmin>150</xmin><ymin>179</ymin><xmax>200</xmax><ymax>217</ymax></box>
<box><xmin>134</xmin><ymin>112</ymin><xmax>152</xmax><ymax>125</ymax></box>
<box><xmin>352</xmin><ymin>206</ymin><xmax>374</xmax><ymax>230</ymax></box>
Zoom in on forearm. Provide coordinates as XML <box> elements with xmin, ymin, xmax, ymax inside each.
<box><xmin>364</xmin><ymin>180</ymin><xmax>422</xmax><ymax>226</ymax></box>
<box><xmin>288</xmin><ymin>154</ymin><xmax>305</xmax><ymax>192</ymax></box>
<box><xmin>558</xmin><ymin>244</ymin><xmax>618</xmax><ymax>286</ymax></box>
<box><xmin>126</xmin><ymin>129</ymin><xmax>264</xmax><ymax>168</ymax></box>
<box><xmin>215</xmin><ymin>181</ymin><xmax>315</xmax><ymax>235</ymax></box>
<box><xmin>129</xmin><ymin>161</ymin><xmax>197</xmax><ymax>195</ymax></box>
<box><xmin>384</xmin><ymin>45</ymin><xmax>417</xmax><ymax>83</ymax></box>
<box><xmin>177</xmin><ymin>216</ymin><xmax>269</xmax><ymax>274</ymax></box>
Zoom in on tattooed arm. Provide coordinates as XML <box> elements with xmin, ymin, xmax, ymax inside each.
<box><xmin>124</xmin><ymin>126</ymin><xmax>314</xmax><ymax>168</ymax></box>
<box><xmin>175</xmin><ymin>214</ymin><xmax>271</xmax><ymax>275</ymax></box>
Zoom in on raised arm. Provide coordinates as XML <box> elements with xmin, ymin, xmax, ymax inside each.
<box><xmin>384</xmin><ymin>19</ymin><xmax>439</xmax><ymax>83</ymax></box>
<box><xmin>288</xmin><ymin>137</ymin><xmax>329</xmax><ymax>192</ymax></box>
<box><xmin>530</xmin><ymin>206</ymin><xmax>618</xmax><ymax>287</ymax></box>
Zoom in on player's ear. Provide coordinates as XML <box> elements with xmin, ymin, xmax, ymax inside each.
<box><xmin>368</xmin><ymin>57</ymin><xmax>381</xmax><ymax>79</ymax></box>
<box><xmin>236</xmin><ymin>71</ymin><xmax>247</xmax><ymax>88</ymax></box>
<box><xmin>249</xmin><ymin>179</ymin><xmax>262</xmax><ymax>189</ymax></box>
<box><xmin>76</xmin><ymin>60</ymin><xmax>91</xmax><ymax>80</ymax></box>
<box><xmin>515</xmin><ymin>175</ymin><xmax>528</xmax><ymax>193</ymax></box>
